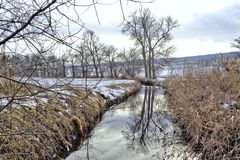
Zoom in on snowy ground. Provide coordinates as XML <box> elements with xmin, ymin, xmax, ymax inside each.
<box><xmin>25</xmin><ymin>77</ymin><xmax>134</xmax><ymax>88</ymax></box>
<box><xmin>25</xmin><ymin>77</ymin><xmax>136</xmax><ymax>101</ymax></box>
<box><xmin>0</xmin><ymin>78</ymin><xmax>136</xmax><ymax>108</ymax></box>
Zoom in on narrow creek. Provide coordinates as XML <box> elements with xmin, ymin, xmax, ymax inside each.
<box><xmin>66</xmin><ymin>86</ymin><xmax>197</xmax><ymax>160</ymax></box>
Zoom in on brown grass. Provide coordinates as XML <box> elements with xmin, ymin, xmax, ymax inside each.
<box><xmin>0</xmin><ymin>79</ymin><xmax>141</xmax><ymax>159</ymax></box>
<box><xmin>163</xmin><ymin>58</ymin><xmax>240</xmax><ymax>159</ymax></box>
<box><xmin>0</xmin><ymin>90</ymin><xmax>104</xmax><ymax>159</ymax></box>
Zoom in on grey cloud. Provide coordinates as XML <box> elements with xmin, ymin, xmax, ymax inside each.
<box><xmin>175</xmin><ymin>4</ymin><xmax>240</xmax><ymax>42</ymax></box>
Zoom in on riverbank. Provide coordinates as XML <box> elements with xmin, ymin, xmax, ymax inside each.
<box><xmin>67</xmin><ymin>86</ymin><xmax>197</xmax><ymax>160</ymax></box>
<box><xmin>0</xmin><ymin>80</ymin><xmax>141</xmax><ymax>159</ymax></box>
<box><xmin>163</xmin><ymin>60</ymin><xmax>240</xmax><ymax>159</ymax></box>
<box><xmin>135</xmin><ymin>77</ymin><xmax>163</xmax><ymax>86</ymax></box>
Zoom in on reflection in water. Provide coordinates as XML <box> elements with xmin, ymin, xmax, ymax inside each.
<box><xmin>122</xmin><ymin>86</ymin><xmax>188</xmax><ymax>159</ymax></box>
<box><xmin>123</xmin><ymin>86</ymin><xmax>165</xmax><ymax>154</ymax></box>
<box><xmin>67</xmin><ymin>86</ymin><xmax>196</xmax><ymax>160</ymax></box>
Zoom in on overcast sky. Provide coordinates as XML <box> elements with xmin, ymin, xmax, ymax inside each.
<box><xmin>74</xmin><ymin>0</ymin><xmax>240</xmax><ymax>57</ymax></box>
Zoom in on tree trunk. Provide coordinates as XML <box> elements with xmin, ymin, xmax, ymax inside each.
<box><xmin>98</xmin><ymin>62</ymin><xmax>103</xmax><ymax>78</ymax></box>
<box><xmin>151</xmin><ymin>49</ymin><xmax>156</xmax><ymax>79</ymax></box>
<box><xmin>96</xmin><ymin>56</ymin><xmax>103</xmax><ymax>78</ymax></box>
<box><xmin>71</xmin><ymin>60</ymin><xmax>75</xmax><ymax>78</ymax></box>
<box><xmin>89</xmin><ymin>50</ymin><xmax>98</xmax><ymax>78</ymax></box>
<box><xmin>142</xmin><ymin>46</ymin><xmax>148</xmax><ymax>78</ymax></box>
<box><xmin>148</xmin><ymin>50</ymin><xmax>152</xmax><ymax>79</ymax></box>
<box><xmin>109</xmin><ymin>58</ymin><xmax>113</xmax><ymax>78</ymax></box>
<box><xmin>43</xmin><ymin>67</ymin><xmax>46</xmax><ymax>77</ymax></box>
<box><xmin>147</xmin><ymin>35</ymin><xmax>153</xmax><ymax>79</ymax></box>
<box><xmin>81</xmin><ymin>63</ymin><xmax>85</xmax><ymax>78</ymax></box>
<box><xmin>62</xmin><ymin>59</ymin><xmax>66</xmax><ymax>77</ymax></box>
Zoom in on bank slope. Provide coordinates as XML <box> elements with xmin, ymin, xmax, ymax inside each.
<box><xmin>0</xmin><ymin>80</ymin><xmax>141</xmax><ymax>160</ymax></box>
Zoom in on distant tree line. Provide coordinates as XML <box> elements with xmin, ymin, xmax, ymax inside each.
<box><xmin>7</xmin><ymin>30</ymin><xmax>144</xmax><ymax>79</ymax></box>
<box><xmin>5</xmin><ymin>9</ymin><xmax>178</xmax><ymax>79</ymax></box>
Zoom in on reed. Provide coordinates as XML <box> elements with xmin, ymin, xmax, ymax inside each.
<box><xmin>163</xmin><ymin>58</ymin><xmax>240</xmax><ymax>159</ymax></box>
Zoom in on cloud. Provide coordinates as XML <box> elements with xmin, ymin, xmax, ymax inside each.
<box><xmin>175</xmin><ymin>3</ymin><xmax>240</xmax><ymax>42</ymax></box>
<box><xmin>85</xmin><ymin>23</ymin><xmax>120</xmax><ymax>35</ymax></box>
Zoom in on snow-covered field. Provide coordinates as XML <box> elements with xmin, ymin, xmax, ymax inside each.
<box><xmin>25</xmin><ymin>77</ymin><xmax>136</xmax><ymax>100</ymax></box>
<box><xmin>0</xmin><ymin>78</ymin><xmax>136</xmax><ymax>108</ymax></box>
<box><xmin>25</xmin><ymin>77</ymin><xmax>134</xmax><ymax>88</ymax></box>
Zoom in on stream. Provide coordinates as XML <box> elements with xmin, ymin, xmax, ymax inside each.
<box><xmin>66</xmin><ymin>86</ymin><xmax>197</xmax><ymax>160</ymax></box>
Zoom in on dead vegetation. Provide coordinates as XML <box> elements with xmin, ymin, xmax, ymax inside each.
<box><xmin>0</xmin><ymin>88</ymin><xmax>104</xmax><ymax>159</ymax></box>
<box><xmin>0</xmin><ymin>77</ymin><xmax>141</xmax><ymax>159</ymax></box>
<box><xmin>163</xmin><ymin>58</ymin><xmax>240</xmax><ymax>159</ymax></box>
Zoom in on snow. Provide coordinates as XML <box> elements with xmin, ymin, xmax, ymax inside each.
<box><xmin>18</xmin><ymin>100</ymin><xmax>37</xmax><ymax>107</ymax></box>
<box><xmin>0</xmin><ymin>78</ymin><xmax>136</xmax><ymax>108</ymax></box>
<box><xmin>222</xmin><ymin>100</ymin><xmax>237</xmax><ymax>109</ymax></box>
<box><xmin>24</xmin><ymin>77</ymin><xmax>134</xmax><ymax>88</ymax></box>
<box><xmin>26</xmin><ymin>77</ymin><xmax>135</xmax><ymax>101</ymax></box>
<box><xmin>94</xmin><ymin>86</ymin><xmax>127</xmax><ymax>100</ymax></box>
<box><xmin>0</xmin><ymin>98</ymin><xmax>8</xmax><ymax>106</ymax></box>
<box><xmin>0</xmin><ymin>98</ymin><xmax>37</xmax><ymax>108</ymax></box>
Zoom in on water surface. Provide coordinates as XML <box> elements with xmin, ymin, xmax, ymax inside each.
<box><xmin>67</xmin><ymin>86</ymin><xmax>196</xmax><ymax>160</ymax></box>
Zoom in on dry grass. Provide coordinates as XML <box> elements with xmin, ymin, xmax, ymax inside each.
<box><xmin>163</xmin><ymin>58</ymin><xmax>240</xmax><ymax>159</ymax></box>
<box><xmin>0</xmin><ymin>78</ymin><xmax>141</xmax><ymax>159</ymax></box>
<box><xmin>0</xmin><ymin>89</ymin><xmax>104</xmax><ymax>159</ymax></box>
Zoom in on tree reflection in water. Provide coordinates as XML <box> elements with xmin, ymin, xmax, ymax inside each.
<box><xmin>67</xmin><ymin>86</ymin><xmax>197</xmax><ymax>160</ymax></box>
<box><xmin>122</xmin><ymin>86</ymin><xmax>185</xmax><ymax>158</ymax></box>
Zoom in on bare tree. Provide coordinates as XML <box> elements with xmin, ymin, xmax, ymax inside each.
<box><xmin>103</xmin><ymin>45</ymin><xmax>118</xmax><ymax>78</ymax></box>
<box><xmin>95</xmin><ymin>43</ymin><xmax>105</xmax><ymax>78</ymax></box>
<box><xmin>232</xmin><ymin>37</ymin><xmax>240</xmax><ymax>49</ymax></box>
<box><xmin>82</xmin><ymin>30</ymin><xmax>101</xmax><ymax>78</ymax></box>
<box><xmin>76</xmin><ymin>43</ymin><xmax>90</xmax><ymax>78</ymax></box>
<box><xmin>60</xmin><ymin>54</ymin><xmax>68</xmax><ymax>77</ymax></box>
<box><xmin>0</xmin><ymin>0</ymin><xmax>86</xmax><ymax>107</ymax></box>
<box><xmin>118</xmin><ymin>48</ymin><xmax>141</xmax><ymax>78</ymax></box>
<box><xmin>153</xmin><ymin>42</ymin><xmax>176</xmax><ymax>74</ymax></box>
<box><xmin>122</xmin><ymin>8</ymin><xmax>178</xmax><ymax>79</ymax></box>
<box><xmin>68</xmin><ymin>50</ymin><xmax>78</xmax><ymax>78</ymax></box>
<box><xmin>122</xmin><ymin>10</ymin><xmax>148</xmax><ymax>78</ymax></box>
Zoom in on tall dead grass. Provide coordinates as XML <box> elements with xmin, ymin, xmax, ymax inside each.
<box><xmin>163</xmin><ymin>58</ymin><xmax>240</xmax><ymax>159</ymax></box>
<box><xmin>0</xmin><ymin>77</ymin><xmax>141</xmax><ymax>159</ymax></box>
<box><xmin>0</xmin><ymin>88</ymin><xmax>104</xmax><ymax>159</ymax></box>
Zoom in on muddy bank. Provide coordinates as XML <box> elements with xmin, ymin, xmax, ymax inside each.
<box><xmin>136</xmin><ymin>77</ymin><xmax>162</xmax><ymax>86</ymax></box>
<box><xmin>0</xmin><ymin>81</ymin><xmax>141</xmax><ymax>160</ymax></box>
